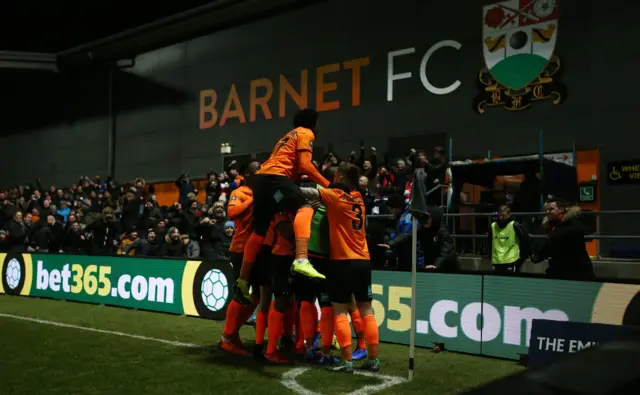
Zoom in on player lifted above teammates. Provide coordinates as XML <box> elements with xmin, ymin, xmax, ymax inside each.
<box><xmin>235</xmin><ymin>109</ymin><xmax>330</xmax><ymax>304</ymax></box>
<box><xmin>301</xmin><ymin>163</ymin><xmax>381</xmax><ymax>373</ymax></box>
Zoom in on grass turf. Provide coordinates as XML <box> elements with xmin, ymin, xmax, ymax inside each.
<box><xmin>0</xmin><ymin>296</ymin><xmax>523</xmax><ymax>395</ymax></box>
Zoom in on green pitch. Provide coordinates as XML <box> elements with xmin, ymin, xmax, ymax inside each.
<box><xmin>0</xmin><ymin>296</ymin><xmax>522</xmax><ymax>395</ymax></box>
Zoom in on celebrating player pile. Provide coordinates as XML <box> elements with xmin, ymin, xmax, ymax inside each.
<box><xmin>219</xmin><ymin>109</ymin><xmax>380</xmax><ymax>372</ymax></box>
<box><xmin>300</xmin><ymin>162</ymin><xmax>380</xmax><ymax>372</ymax></box>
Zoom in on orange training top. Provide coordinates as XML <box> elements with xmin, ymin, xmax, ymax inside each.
<box><xmin>257</xmin><ymin>127</ymin><xmax>315</xmax><ymax>179</ymax></box>
<box><xmin>228</xmin><ymin>186</ymin><xmax>253</xmax><ymax>253</ymax></box>
<box><xmin>319</xmin><ymin>188</ymin><xmax>371</xmax><ymax>261</ymax></box>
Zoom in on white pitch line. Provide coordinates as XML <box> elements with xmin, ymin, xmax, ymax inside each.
<box><xmin>281</xmin><ymin>365</ymin><xmax>408</xmax><ymax>395</ymax></box>
<box><xmin>1</xmin><ymin>312</ymin><xmax>408</xmax><ymax>395</ymax></box>
<box><xmin>281</xmin><ymin>368</ymin><xmax>323</xmax><ymax>395</ymax></box>
<box><xmin>0</xmin><ymin>313</ymin><xmax>203</xmax><ymax>349</ymax></box>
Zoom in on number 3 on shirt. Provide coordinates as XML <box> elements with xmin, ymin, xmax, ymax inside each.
<box><xmin>352</xmin><ymin>204</ymin><xmax>363</xmax><ymax>230</ymax></box>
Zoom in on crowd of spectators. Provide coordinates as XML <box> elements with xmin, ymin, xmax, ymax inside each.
<box><xmin>0</xmin><ymin>144</ymin><xmax>450</xmax><ymax>266</ymax></box>
<box><xmin>0</xmin><ymin>141</ymin><xmax>596</xmax><ymax>281</ymax></box>
<box><xmin>0</xmin><ymin>174</ymin><xmax>236</xmax><ymax>260</ymax></box>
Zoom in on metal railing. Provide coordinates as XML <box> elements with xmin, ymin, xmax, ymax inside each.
<box><xmin>450</xmin><ymin>210</ymin><xmax>640</xmax><ymax>259</ymax></box>
<box><xmin>368</xmin><ymin>177</ymin><xmax>640</xmax><ymax>259</ymax></box>
<box><xmin>367</xmin><ymin>208</ymin><xmax>640</xmax><ymax>260</ymax></box>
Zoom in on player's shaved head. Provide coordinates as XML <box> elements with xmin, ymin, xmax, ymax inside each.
<box><xmin>247</xmin><ymin>161</ymin><xmax>260</xmax><ymax>175</ymax></box>
<box><xmin>337</xmin><ymin>162</ymin><xmax>360</xmax><ymax>189</ymax></box>
<box><xmin>323</xmin><ymin>165</ymin><xmax>339</xmax><ymax>181</ymax></box>
<box><xmin>244</xmin><ymin>160</ymin><xmax>260</xmax><ymax>187</ymax></box>
<box><xmin>293</xmin><ymin>109</ymin><xmax>319</xmax><ymax>131</ymax></box>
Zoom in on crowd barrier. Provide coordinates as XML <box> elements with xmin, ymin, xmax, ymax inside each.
<box><xmin>1</xmin><ymin>253</ymin><xmax>639</xmax><ymax>360</ymax></box>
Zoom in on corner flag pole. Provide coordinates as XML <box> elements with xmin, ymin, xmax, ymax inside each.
<box><xmin>408</xmin><ymin>215</ymin><xmax>418</xmax><ymax>381</ymax></box>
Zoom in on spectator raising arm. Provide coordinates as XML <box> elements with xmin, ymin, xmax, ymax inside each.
<box><xmin>357</xmin><ymin>143</ymin><xmax>378</xmax><ymax>180</ymax></box>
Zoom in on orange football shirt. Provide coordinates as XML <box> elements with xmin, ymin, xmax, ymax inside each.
<box><xmin>257</xmin><ymin>127</ymin><xmax>315</xmax><ymax>179</ymax></box>
<box><xmin>319</xmin><ymin>188</ymin><xmax>370</xmax><ymax>261</ymax></box>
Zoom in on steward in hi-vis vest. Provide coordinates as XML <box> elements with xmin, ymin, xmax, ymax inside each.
<box><xmin>488</xmin><ymin>205</ymin><xmax>530</xmax><ymax>273</ymax></box>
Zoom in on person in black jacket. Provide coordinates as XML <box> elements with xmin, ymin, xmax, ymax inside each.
<box><xmin>84</xmin><ymin>207</ymin><xmax>120</xmax><ymax>255</ymax></box>
<box><xmin>417</xmin><ymin>206</ymin><xmax>460</xmax><ymax>272</ymax></box>
<box><xmin>5</xmin><ymin>211</ymin><xmax>27</xmax><ymax>252</ymax></box>
<box><xmin>124</xmin><ymin>229</ymin><xmax>163</xmax><ymax>257</ymax></box>
<box><xmin>531</xmin><ymin>199</ymin><xmax>595</xmax><ymax>280</ymax></box>
<box><xmin>176</xmin><ymin>174</ymin><xmax>195</xmax><ymax>208</ymax></box>
<box><xmin>120</xmin><ymin>189</ymin><xmax>141</xmax><ymax>234</ymax></box>
<box><xmin>425</xmin><ymin>146</ymin><xmax>449</xmax><ymax>206</ymax></box>
<box><xmin>30</xmin><ymin>214</ymin><xmax>64</xmax><ymax>253</ymax></box>
<box><xmin>197</xmin><ymin>206</ymin><xmax>226</xmax><ymax>260</ymax></box>
<box><xmin>62</xmin><ymin>222</ymin><xmax>86</xmax><ymax>254</ymax></box>
<box><xmin>358</xmin><ymin>175</ymin><xmax>374</xmax><ymax>214</ymax></box>
<box><xmin>162</xmin><ymin>227</ymin><xmax>184</xmax><ymax>257</ymax></box>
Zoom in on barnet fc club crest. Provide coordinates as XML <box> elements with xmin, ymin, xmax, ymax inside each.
<box><xmin>474</xmin><ymin>0</ymin><xmax>567</xmax><ymax>114</ymax></box>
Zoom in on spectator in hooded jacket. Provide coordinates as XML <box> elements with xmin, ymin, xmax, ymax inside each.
<box><xmin>213</xmin><ymin>221</ymin><xmax>234</xmax><ymax>260</ymax></box>
<box><xmin>181</xmin><ymin>234</ymin><xmax>201</xmax><ymax>258</ymax></box>
<box><xmin>84</xmin><ymin>207</ymin><xmax>120</xmax><ymax>255</ymax></box>
<box><xmin>182</xmin><ymin>199</ymin><xmax>201</xmax><ymax>238</ymax></box>
<box><xmin>162</xmin><ymin>227</ymin><xmax>184</xmax><ymax>257</ymax></box>
<box><xmin>531</xmin><ymin>199</ymin><xmax>595</xmax><ymax>280</ymax></box>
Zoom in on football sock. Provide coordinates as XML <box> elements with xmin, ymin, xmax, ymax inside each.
<box><xmin>294</xmin><ymin>301</ymin><xmax>305</xmax><ymax>350</ymax></box>
<box><xmin>293</xmin><ymin>207</ymin><xmax>314</xmax><ymax>259</ymax></box>
<box><xmin>239</xmin><ymin>233</ymin><xmax>265</xmax><ymax>281</ymax></box>
<box><xmin>350</xmin><ymin>310</ymin><xmax>366</xmax><ymax>349</ymax></box>
<box><xmin>334</xmin><ymin>314</ymin><xmax>353</xmax><ymax>362</ymax></box>
<box><xmin>236</xmin><ymin>297</ymin><xmax>260</xmax><ymax>331</ymax></box>
<box><xmin>255</xmin><ymin>310</ymin><xmax>267</xmax><ymax>345</ymax></box>
<box><xmin>223</xmin><ymin>300</ymin><xmax>243</xmax><ymax>338</ymax></box>
<box><xmin>320</xmin><ymin>306</ymin><xmax>334</xmax><ymax>355</ymax></box>
<box><xmin>363</xmin><ymin>314</ymin><xmax>379</xmax><ymax>359</ymax></box>
<box><xmin>266</xmin><ymin>310</ymin><xmax>284</xmax><ymax>354</ymax></box>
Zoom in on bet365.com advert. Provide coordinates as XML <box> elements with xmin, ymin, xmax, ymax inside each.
<box><xmin>2</xmin><ymin>253</ymin><xmax>638</xmax><ymax>360</ymax></box>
